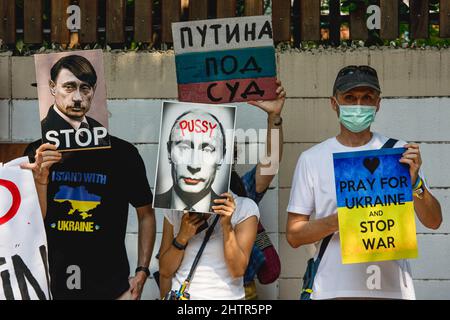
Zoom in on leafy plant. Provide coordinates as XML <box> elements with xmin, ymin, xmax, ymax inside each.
<box><xmin>341</xmin><ymin>0</ymin><xmax>370</xmax><ymax>14</ymax></box>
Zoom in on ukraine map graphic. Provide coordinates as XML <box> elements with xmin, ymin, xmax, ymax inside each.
<box><xmin>54</xmin><ymin>186</ymin><xmax>101</xmax><ymax>220</ymax></box>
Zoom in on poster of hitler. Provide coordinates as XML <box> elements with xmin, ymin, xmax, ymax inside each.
<box><xmin>333</xmin><ymin>148</ymin><xmax>418</xmax><ymax>264</ymax></box>
<box><xmin>35</xmin><ymin>49</ymin><xmax>110</xmax><ymax>152</ymax></box>
<box><xmin>172</xmin><ymin>15</ymin><xmax>278</xmax><ymax>104</ymax></box>
<box><xmin>0</xmin><ymin>158</ymin><xmax>51</xmax><ymax>300</ymax></box>
<box><xmin>153</xmin><ymin>101</ymin><xmax>236</xmax><ymax>213</ymax></box>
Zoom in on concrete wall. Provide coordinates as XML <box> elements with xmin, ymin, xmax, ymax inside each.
<box><xmin>278</xmin><ymin>48</ymin><xmax>450</xmax><ymax>300</ymax></box>
<box><xmin>1</xmin><ymin>48</ymin><xmax>449</xmax><ymax>299</ymax></box>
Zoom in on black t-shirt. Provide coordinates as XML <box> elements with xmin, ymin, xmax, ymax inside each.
<box><xmin>25</xmin><ymin>136</ymin><xmax>153</xmax><ymax>300</ymax></box>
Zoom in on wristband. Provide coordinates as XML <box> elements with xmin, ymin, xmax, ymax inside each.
<box><xmin>413</xmin><ymin>177</ymin><xmax>424</xmax><ymax>199</ymax></box>
<box><xmin>135</xmin><ymin>266</ymin><xmax>150</xmax><ymax>277</ymax></box>
<box><xmin>172</xmin><ymin>238</ymin><xmax>188</xmax><ymax>250</ymax></box>
<box><xmin>413</xmin><ymin>176</ymin><xmax>423</xmax><ymax>190</ymax></box>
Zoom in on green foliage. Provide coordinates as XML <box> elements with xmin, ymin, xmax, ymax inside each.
<box><xmin>341</xmin><ymin>0</ymin><xmax>370</xmax><ymax>14</ymax></box>
<box><xmin>15</xmin><ymin>39</ymin><xmax>25</xmax><ymax>54</ymax></box>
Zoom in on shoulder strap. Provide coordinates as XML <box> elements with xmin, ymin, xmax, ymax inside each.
<box><xmin>381</xmin><ymin>138</ymin><xmax>398</xmax><ymax>149</ymax></box>
<box><xmin>185</xmin><ymin>215</ymin><xmax>220</xmax><ymax>283</ymax></box>
<box><xmin>317</xmin><ymin>234</ymin><xmax>333</xmax><ymax>261</ymax></box>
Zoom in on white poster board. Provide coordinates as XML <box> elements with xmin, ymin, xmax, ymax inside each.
<box><xmin>0</xmin><ymin>158</ymin><xmax>51</xmax><ymax>300</ymax></box>
<box><xmin>153</xmin><ymin>101</ymin><xmax>236</xmax><ymax>213</ymax></box>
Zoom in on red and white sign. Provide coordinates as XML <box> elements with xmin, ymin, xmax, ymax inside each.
<box><xmin>0</xmin><ymin>158</ymin><xmax>51</xmax><ymax>300</ymax></box>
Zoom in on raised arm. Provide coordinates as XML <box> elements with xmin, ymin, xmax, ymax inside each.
<box><xmin>20</xmin><ymin>143</ymin><xmax>61</xmax><ymax>218</ymax></box>
<box><xmin>401</xmin><ymin>143</ymin><xmax>442</xmax><ymax>229</ymax></box>
<box><xmin>248</xmin><ymin>79</ymin><xmax>286</xmax><ymax>193</ymax></box>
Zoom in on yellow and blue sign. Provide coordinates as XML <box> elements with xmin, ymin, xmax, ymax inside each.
<box><xmin>333</xmin><ymin>148</ymin><xmax>418</xmax><ymax>264</ymax></box>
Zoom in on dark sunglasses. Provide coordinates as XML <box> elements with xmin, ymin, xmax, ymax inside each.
<box><xmin>337</xmin><ymin>65</ymin><xmax>378</xmax><ymax>78</ymax></box>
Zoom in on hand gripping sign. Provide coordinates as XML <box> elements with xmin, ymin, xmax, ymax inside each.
<box><xmin>333</xmin><ymin>148</ymin><xmax>418</xmax><ymax>264</ymax></box>
<box><xmin>0</xmin><ymin>158</ymin><xmax>51</xmax><ymax>300</ymax></box>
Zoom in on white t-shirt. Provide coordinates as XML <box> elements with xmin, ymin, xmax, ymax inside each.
<box><xmin>164</xmin><ymin>193</ymin><xmax>259</xmax><ymax>300</ymax></box>
<box><xmin>287</xmin><ymin>132</ymin><xmax>426</xmax><ymax>300</ymax></box>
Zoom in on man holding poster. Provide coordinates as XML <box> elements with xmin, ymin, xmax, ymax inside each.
<box><xmin>286</xmin><ymin>65</ymin><xmax>442</xmax><ymax>300</ymax></box>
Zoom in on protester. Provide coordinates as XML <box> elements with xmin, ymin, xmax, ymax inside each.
<box><xmin>286</xmin><ymin>65</ymin><xmax>442</xmax><ymax>300</ymax></box>
<box><xmin>25</xmin><ymin>136</ymin><xmax>156</xmax><ymax>299</ymax></box>
<box><xmin>240</xmin><ymin>79</ymin><xmax>285</xmax><ymax>299</ymax></box>
<box><xmin>21</xmin><ymin>143</ymin><xmax>61</xmax><ymax>216</ymax></box>
<box><xmin>159</xmin><ymin>188</ymin><xmax>259</xmax><ymax>300</ymax></box>
<box><xmin>155</xmin><ymin>80</ymin><xmax>285</xmax><ymax>299</ymax></box>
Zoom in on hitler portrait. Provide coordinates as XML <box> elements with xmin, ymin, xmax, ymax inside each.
<box><xmin>35</xmin><ymin>50</ymin><xmax>110</xmax><ymax>152</ymax></box>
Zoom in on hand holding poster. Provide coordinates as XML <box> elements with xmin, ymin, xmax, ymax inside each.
<box><xmin>333</xmin><ymin>148</ymin><xmax>418</xmax><ymax>264</ymax></box>
<box><xmin>34</xmin><ymin>49</ymin><xmax>110</xmax><ymax>152</ymax></box>
<box><xmin>172</xmin><ymin>16</ymin><xmax>277</xmax><ymax>104</ymax></box>
<box><xmin>153</xmin><ymin>101</ymin><xmax>236</xmax><ymax>213</ymax></box>
<box><xmin>0</xmin><ymin>158</ymin><xmax>51</xmax><ymax>300</ymax></box>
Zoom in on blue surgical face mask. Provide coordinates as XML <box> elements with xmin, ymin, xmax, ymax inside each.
<box><xmin>336</xmin><ymin>102</ymin><xmax>377</xmax><ymax>133</ymax></box>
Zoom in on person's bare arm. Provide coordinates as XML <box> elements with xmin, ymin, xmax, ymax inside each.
<box><xmin>20</xmin><ymin>143</ymin><xmax>61</xmax><ymax>218</ymax></box>
<box><xmin>413</xmin><ymin>188</ymin><xmax>442</xmax><ymax>230</ymax></box>
<box><xmin>159</xmin><ymin>274</ymin><xmax>173</xmax><ymax>299</ymax></box>
<box><xmin>158</xmin><ymin>219</ymin><xmax>177</xmax><ymax>298</ymax></box>
<box><xmin>128</xmin><ymin>204</ymin><xmax>156</xmax><ymax>300</ymax></box>
<box><xmin>401</xmin><ymin>144</ymin><xmax>442</xmax><ymax>229</ymax></box>
<box><xmin>159</xmin><ymin>213</ymin><xmax>206</xmax><ymax>296</ymax></box>
<box><xmin>34</xmin><ymin>183</ymin><xmax>49</xmax><ymax>217</ymax></box>
<box><xmin>248</xmin><ymin>79</ymin><xmax>286</xmax><ymax>193</ymax></box>
<box><xmin>222</xmin><ymin>216</ymin><xmax>258</xmax><ymax>277</ymax></box>
<box><xmin>213</xmin><ymin>193</ymin><xmax>258</xmax><ymax>277</ymax></box>
<box><xmin>286</xmin><ymin>213</ymin><xmax>339</xmax><ymax>248</ymax></box>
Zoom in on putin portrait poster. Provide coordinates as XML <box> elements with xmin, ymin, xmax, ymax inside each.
<box><xmin>153</xmin><ymin>101</ymin><xmax>236</xmax><ymax>213</ymax></box>
<box><xmin>333</xmin><ymin>148</ymin><xmax>418</xmax><ymax>264</ymax></box>
<box><xmin>34</xmin><ymin>49</ymin><xmax>110</xmax><ymax>152</ymax></box>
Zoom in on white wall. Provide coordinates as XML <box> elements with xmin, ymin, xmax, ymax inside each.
<box><xmin>373</xmin><ymin>98</ymin><xmax>450</xmax><ymax>300</ymax></box>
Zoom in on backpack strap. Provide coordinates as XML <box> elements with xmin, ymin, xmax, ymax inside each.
<box><xmin>186</xmin><ymin>215</ymin><xmax>219</xmax><ymax>282</ymax></box>
<box><xmin>317</xmin><ymin>234</ymin><xmax>333</xmax><ymax>261</ymax></box>
<box><xmin>381</xmin><ymin>138</ymin><xmax>398</xmax><ymax>149</ymax></box>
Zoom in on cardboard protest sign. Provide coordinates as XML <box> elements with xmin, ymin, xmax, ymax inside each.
<box><xmin>153</xmin><ymin>101</ymin><xmax>236</xmax><ymax>213</ymax></box>
<box><xmin>0</xmin><ymin>158</ymin><xmax>51</xmax><ymax>300</ymax></box>
<box><xmin>172</xmin><ymin>15</ymin><xmax>277</xmax><ymax>104</ymax></box>
<box><xmin>35</xmin><ymin>49</ymin><xmax>110</xmax><ymax>152</ymax></box>
<box><xmin>333</xmin><ymin>148</ymin><xmax>418</xmax><ymax>264</ymax></box>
